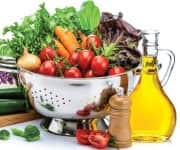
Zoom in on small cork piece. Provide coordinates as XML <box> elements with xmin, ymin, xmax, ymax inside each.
<box><xmin>108</xmin><ymin>89</ymin><xmax>132</xmax><ymax>148</ymax></box>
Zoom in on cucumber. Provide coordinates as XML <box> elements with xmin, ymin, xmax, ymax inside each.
<box><xmin>0</xmin><ymin>87</ymin><xmax>24</xmax><ymax>99</ymax></box>
<box><xmin>0</xmin><ymin>99</ymin><xmax>26</xmax><ymax>114</ymax></box>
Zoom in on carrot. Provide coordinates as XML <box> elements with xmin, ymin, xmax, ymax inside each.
<box><xmin>54</xmin><ymin>26</ymin><xmax>79</xmax><ymax>54</ymax></box>
<box><xmin>66</xmin><ymin>30</ymin><xmax>80</xmax><ymax>47</ymax></box>
<box><xmin>78</xmin><ymin>30</ymin><xmax>87</xmax><ymax>49</ymax></box>
<box><xmin>55</xmin><ymin>40</ymin><xmax>70</xmax><ymax>59</ymax></box>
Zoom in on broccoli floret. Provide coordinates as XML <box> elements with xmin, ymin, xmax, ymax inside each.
<box><xmin>11</xmin><ymin>128</ymin><xmax>25</xmax><ymax>137</ymax></box>
<box><xmin>11</xmin><ymin>125</ymin><xmax>40</xmax><ymax>142</ymax></box>
<box><xmin>0</xmin><ymin>129</ymin><xmax>10</xmax><ymax>140</ymax></box>
<box><xmin>24</xmin><ymin>125</ymin><xmax>40</xmax><ymax>141</ymax></box>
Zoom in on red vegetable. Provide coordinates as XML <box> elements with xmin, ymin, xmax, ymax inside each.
<box><xmin>88</xmin><ymin>131</ymin><xmax>110</xmax><ymax>149</ymax></box>
<box><xmin>64</xmin><ymin>67</ymin><xmax>82</xmax><ymax>78</ymax></box>
<box><xmin>40</xmin><ymin>46</ymin><xmax>55</xmax><ymax>61</ymax></box>
<box><xmin>39</xmin><ymin>60</ymin><xmax>56</xmax><ymax>76</ymax></box>
<box><xmin>83</xmin><ymin>70</ymin><xmax>95</xmax><ymax>78</ymax></box>
<box><xmin>76</xmin><ymin>129</ymin><xmax>91</xmax><ymax>145</ymax></box>
<box><xmin>91</xmin><ymin>56</ymin><xmax>109</xmax><ymax>76</ymax></box>
<box><xmin>83</xmin><ymin>104</ymin><xmax>95</xmax><ymax>112</ymax></box>
<box><xmin>78</xmin><ymin>50</ymin><xmax>94</xmax><ymax>71</ymax></box>
<box><xmin>108</xmin><ymin>66</ymin><xmax>125</xmax><ymax>76</ymax></box>
<box><xmin>76</xmin><ymin>110</ymin><xmax>90</xmax><ymax>116</ymax></box>
<box><xmin>86</xmin><ymin>35</ymin><xmax>101</xmax><ymax>49</ymax></box>
<box><xmin>69</xmin><ymin>52</ymin><xmax>79</xmax><ymax>66</ymax></box>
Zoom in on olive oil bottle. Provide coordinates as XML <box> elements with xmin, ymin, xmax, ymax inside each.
<box><xmin>130</xmin><ymin>30</ymin><xmax>176</xmax><ymax>142</ymax></box>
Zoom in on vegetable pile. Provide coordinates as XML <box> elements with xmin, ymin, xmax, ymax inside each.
<box><xmin>0</xmin><ymin>0</ymin><xmax>141</xmax><ymax>78</ymax></box>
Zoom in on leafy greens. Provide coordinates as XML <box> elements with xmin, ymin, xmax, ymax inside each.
<box><xmin>0</xmin><ymin>1</ymin><xmax>101</xmax><ymax>58</ymax></box>
<box><xmin>78</xmin><ymin>0</ymin><xmax>100</xmax><ymax>35</ymax></box>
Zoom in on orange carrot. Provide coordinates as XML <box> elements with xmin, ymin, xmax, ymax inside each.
<box><xmin>66</xmin><ymin>30</ymin><xmax>79</xmax><ymax>47</ymax></box>
<box><xmin>54</xmin><ymin>26</ymin><xmax>79</xmax><ymax>54</ymax></box>
<box><xmin>78</xmin><ymin>30</ymin><xmax>87</xmax><ymax>49</ymax></box>
<box><xmin>55</xmin><ymin>40</ymin><xmax>70</xmax><ymax>59</ymax></box>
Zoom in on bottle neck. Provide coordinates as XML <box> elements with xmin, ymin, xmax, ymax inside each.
<box><xmin>142</xmin><ymin>30</ymin><xmax>159</xmax><ymax>57</ymax></box>
<box><xmin>143</xmin><ymin>45</ymin><xmax>158</xmax><ymax>57</ymax></box>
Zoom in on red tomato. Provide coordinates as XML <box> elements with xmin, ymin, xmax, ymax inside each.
<box><xmin>39</xmin><ymin>60</ymin><xmax>56</xmax><ymax>76</ymax></box>
<box><xmin>78</xmin><ymin>50</ymin><xmax>94</xmax><ymax>71</ymax></box>
<box><xmin>86</xmin><ymin>35</ymin><xmax>101</xmax><ymax>49</ymax></box>
<box><xmin>64</xmin><ymin>67</ymin><xmax>82</xmax><ymax>78</ymax></box>
<box><xmin>76</xmin><ymin>110</ymin><xmax>90</xmax><ymax>116</ymax></box>
<box><xmin>91</xmin><ymin>56</ymin><xmax>109</xmax><ymax>76</ymax></box>
<box><xmin>88</xmin><ymin>131</ymin><xmax>110</xmax><ymax>149</ymax></box>
<box><xmin>76</xmin><ymin>129</ymin><xmax>91</xmax><ymax>145</ymax></box>
<box><xmin>40</xmin><ymin>46</ymin><xmax>55</xmax><ymax>61</ymax></box>
<box><xmin>69</xmin><ymin>52</ymin><xmax>79</xmax><ymax>66</ymax></box>
<box><xmin>108</xmin><ymin>66</ymin><xmax>125</xmax><ymax>76</ymax></box>
<box><xmin>83</xmin><ymin>70</ymin><xmax>95</xmax><ymax>78</ymax></box>
<box><xmin>83</xmin><ymin>104</ymin><xmax>95</xmax><ymax>112</ymax></box>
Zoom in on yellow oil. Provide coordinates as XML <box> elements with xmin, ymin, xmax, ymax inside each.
<box><xmin>130</xmin><ymin>56</ymin><xmax>176</xmax><ymax>142</ymax></box>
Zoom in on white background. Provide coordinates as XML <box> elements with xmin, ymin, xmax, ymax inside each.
<box><xmin>0</xmin><ymin>0</ymin><xmax>179</xmax><ymax>149</ymax></box>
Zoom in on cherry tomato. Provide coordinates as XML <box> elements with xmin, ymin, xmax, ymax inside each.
<box><xmin>39</xmin><ymin>60</ymin><xmax>56</xmax><ymax>76</ymax></box>
<box><xmin>40</xmin><ymin>46</ymin><xmax>55</xmax><ymax>61</ymax></box>
<box><xmin>76</xmin><ymin>109</ymin><xmax>90</xmax><ymax>116</ymax></box>
<box><xmin>64</xmin><ymin>67</ymin><xmax>82</xmax><ymax>78</ymax></box>
<box><xmin>86</xmin><ymin>35</ymin><xmax>101</xmax><ymax>49</ymax></box>
<box><xmin>83</xmin><ymin>104</ymin><xmax>95</xmax><ymax>112</ymax></box>
<box><xmin>69</xmin><ymin>52</ymin><xmax>79</xmax><ymax>66</ymax></box>
<box><xmin>108</xmin><ymin>66</ymin><xmax>125</xmax><ymax>76</ymax></box>
<box><xmin>76</xmin><ymin>129</ymin><xmax>91</xmax><ymax>145</ymax></box>
<box><xmin>91</xmin><ymin>56</ymin><xmax>109</xmax><ymax>76</ymax></box>
<box><xmin>78</xmin><ymin>50</ymin><xmax>94</xmax><ymax>71</ymax></box>
<box><xmin>88</xmin><ymin>131</ymin><xmax>110</xmax><ymax>149</ymax></box>
<box><xmin>83</xmin><ymin>70</ymin><xmax>95</xmax><ymax>78</ymax></box>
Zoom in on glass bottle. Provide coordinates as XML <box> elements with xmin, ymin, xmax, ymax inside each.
<box><xmin>130</xmin><ymin>30</ymin><xmax>176</xmax><ymax>142</ymax></box>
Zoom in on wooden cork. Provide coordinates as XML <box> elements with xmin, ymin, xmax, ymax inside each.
<box><xmin>108</xmin><ymin>87</ymin><xmax>132</xmax><ymax>148</ymax></box>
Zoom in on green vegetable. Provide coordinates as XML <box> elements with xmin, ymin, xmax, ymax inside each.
<box><xmin>0</xmin><ymin>87</ymin><xmax>24</xmax><ymax>99</ymax></box>
<box><xmin>11</xmin><ymin>125</ymin><xmax>40</xmax><ymax>142</ymax></box>
<box><xmin>0</xmin><ymin>40</ymin><xmax>15</xmax><ymax>57</ymax></box>
<box><xmin>38</xmin><ymin>96</ymin><xmax>54</xmax><ymax>111</ymax></box>
<box><xmin>11</xmin><ymin>128</ymin><xmax>25</xmax><ymax>137</ymax></box>
<box><xmin>0</xmin><ymin>99</ymin><xmax>26</xmax><ymax>115</ymax></box>
<box><xmin>1</xmin><ymin>3</ymin><xmax>55</xmax><ymax>58</ymax></box>
<box><xmin>0</xmin><ymin>1</ymin><xmax>101</xmax><ymax>58</ymax></box>
<box><xmin>78</xmin><ymin>0</ymin><xmax>100</xmax><ymax>34</ymax></box>
<box><xmin>0</xmin><ymin>129</ymin><xmax>10</xmax><ymax>140</ymax></box>
<box><xmin>24</xmin><ymin>125</ymin><xmax>40</xmax><ymax>141</ymax></box>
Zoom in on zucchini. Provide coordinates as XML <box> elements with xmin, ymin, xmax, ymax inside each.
<box><xmin>0</xmin><ymin>99</ymin><xmax>26</xmax><ymax>115</ymax></box>
<box><xmin>0</xmin><ymin>87</ymin><xmax>24</xmax><ymax>99</ymax></box>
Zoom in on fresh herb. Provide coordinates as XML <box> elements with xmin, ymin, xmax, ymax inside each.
<box><xmin>39</xmin><ymin>103</ymin><xmax>55</xmax><ymax>111</ymax></box>
<box><xmin>1</xmin><ymin>3</ymin><xmax>55</xmax><ymax>58</ymax></box>
<box><xmin>11</xmin><ymin>125</ymin><xmax>40</xmax><ymax>142</ymax></box>
<box><xmin>108</xmin><ymin>136</ymin><xmax>117</xmax><ymax>147</ymax></box>
<box><xmin>78</xmin><ymin>0</ymin><xmax>100</xmax><ymax>35</ymax></box>
<box><xmin>53</xmin><ymin>7</ymin><xmax>78</xmax><ymax>31</ymax></box>
<box><xmin>0</xmin><ymin>129</ymin><xmax>10</xmax><ymax>140</ymax></box>
<box><xmin>39</xmin><ymin>96</ymin><xmax>55</xmax><ymax>111</ymax></box>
